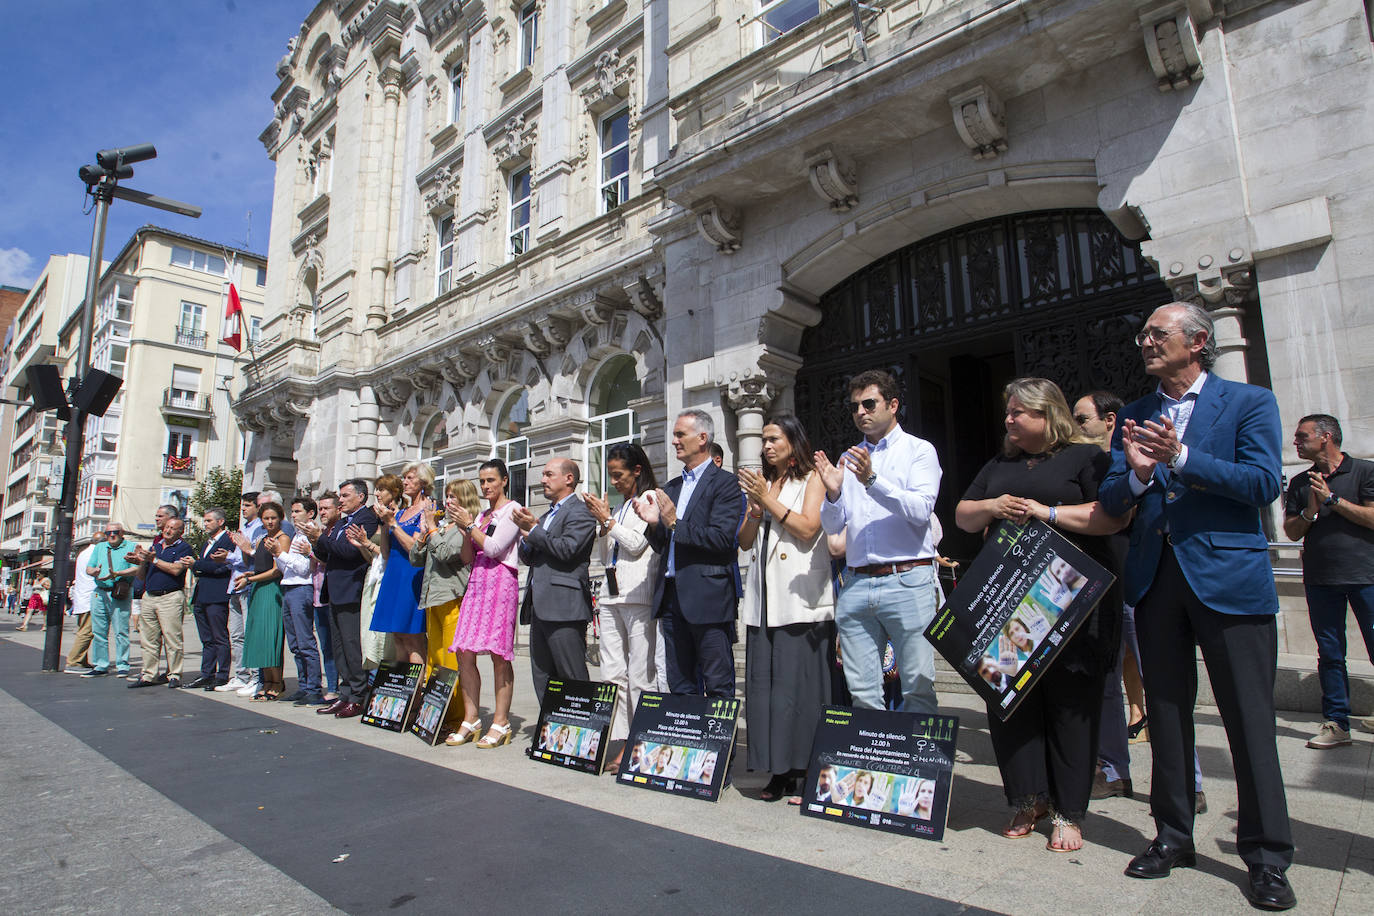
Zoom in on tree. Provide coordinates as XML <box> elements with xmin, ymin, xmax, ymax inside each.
<box><xmin>186</xmin><ymin>466</ymin><xmax>243</xmax><ymax>551</ymax></box>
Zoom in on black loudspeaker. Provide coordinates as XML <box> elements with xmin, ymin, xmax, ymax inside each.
<box><xmin>70</xmin><ymin>369</ymin><xmax>123</xmax><ymax>417</ymax></box>
<box><xmin>25</xmin><ymin>365</ymin><xmax>68</xmax><ymax>414</ymax></box>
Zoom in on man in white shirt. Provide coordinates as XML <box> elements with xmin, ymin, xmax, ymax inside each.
<box><xmin>817</xmin><ymin>369</ymin><xmax>943</xmax><ymax>714</ymax></box>
<box><xmin>63</xmin><ymin>542</ymin><xmax>99</xmax><ymax>673</ymax></box>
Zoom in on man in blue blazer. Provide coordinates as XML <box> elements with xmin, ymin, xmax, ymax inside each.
<box><xmin>306</xmin><ymin>480</ymin><xmax>379</xmax><ymax>718</ymax></box>
<box><xmin>186</xmin><ymin>508</ymin><xmax>236</xmax><ymax>689</ymax></box>
<box><xmin>637</xmin><ymin>409</ymin><xmax>745</xmax><ymax>698</ymax></box>
<box><xmin>1100</xmin><ymin>302</ymin><xmax>1295</xmax><ymax>911</ymax></box>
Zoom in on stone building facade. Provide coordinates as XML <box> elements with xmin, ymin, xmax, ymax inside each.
<box><xmin>240</xmin><ymin>0</ymin><xmax>1373</xmax><ymax>641</ymax></box>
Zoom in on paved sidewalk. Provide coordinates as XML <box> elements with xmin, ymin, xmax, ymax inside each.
<box><xmin>4</xmin><ymin>620</ymin><xmax>1373</xmax><ymax>914</ymax></box>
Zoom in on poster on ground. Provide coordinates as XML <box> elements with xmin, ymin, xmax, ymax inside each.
<box><xmin>801</xmin><ymin>707</ymin><xmax>959</xmax><ymax>841</ymax></box>
<box><xmin>925</xmin><ymin>519</ymin><xmax>1113</xmax><ymax>720</ymax></box>
<box><xmin>617</xmin><ymin>693</ymin><xmax>739</xmax><ymax>802</ymax></box>
<box><xmin>527</xmin><ymin>678</ymin><xmax>618</xmax><ymax>775</ymax></box>
<box><xmin>361</xmin><ymin>661</ymin><xmax>424</xmax><ymax>732</ymax></box>
<box><xmin>409</xmin><ymin>666</ymin><xmax>460</xmax><ymax>746</ymax></box>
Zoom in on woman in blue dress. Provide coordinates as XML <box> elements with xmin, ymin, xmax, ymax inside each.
<box><xmin>363</xmin><ymin>462</ymin><xmax>435</xmax><ymax>665</ymax></box>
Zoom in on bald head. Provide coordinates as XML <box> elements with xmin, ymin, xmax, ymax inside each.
<box><xmin>540</xmin><ymin>458</ymin><xmax>580</xmax><ymax>502</ymax></box>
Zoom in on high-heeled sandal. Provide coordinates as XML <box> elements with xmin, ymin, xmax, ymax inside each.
<box><xmin>1002</xmin><ymin>801</ymin><xmax>1048</xmax><ymax>839</ymax></box>
<box><xmin>1128</xmin><ymin>715</ymin><xmax>1149</xmax><ymax>743</ymax></box>
<box><xmin>445</xmin><ymin>720</ymin><xmax>482</xmax><ymax>746</ymax></box>
<box><xmin>1046</xmin><ymin>813</ymin><xmax>1083</xmax><ymax>852</ymax></box>
<box><xmin>475</xmin><ymin>722</ymin><xmax>512</xmax><ymax>748</ymax></box>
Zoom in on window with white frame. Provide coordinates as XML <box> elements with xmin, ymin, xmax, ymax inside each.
<box><xmin>450</xmin><ymin>66</ymin><xmax>463</xmax><ymax>124</ymax></box>
<box><xmin>169</xmin><ymin>366</ymin><xmax>201</xmax><ymax>409</ymax></box>
<box><xmin>179</xmin><ymin>302</ymin><xmax>205</xmax><ymax>333</ymax></box>
<box><xmin>599</xmin><ymin>108</ymin><xmax>630</xmax><ymax>213</ymax></box>
<box><xmin>437</xmin><ymin>214</ymin><xmax>456</xmax><ymax>293</ymax></box>
<box><xmin>420</xmin><ymin>413</ymin><xmax>450</xmax><ymax>496</ymax></box>
<box><xmin>256</xmin><ymin>265</ymin><xmax>267</xmax><ymax>286</ymax></box>
<box><xmin>585</xmin><ymin>356</ymin><xmax>641</xmax><ymax>502</ymax></box>
<box><xmin>508</xmin><ymin>166</ymin><xmax>531</xmax><ymax>259</ymax></box>
<box><xmin>170</xmin><ymin>245</ymin><xmax>227</xmax><ymax>276</ymax></box>
<box><xmin>519</xmin><ymin>2</ymin><xmax>539</xmax><ymax>69</ymax></box>
<box><xmin>760</xmin><ymin>0</ymin><xmax>820</xmax><ymax>42</ymax></box>
<box><xmin>494</xmin><ymin>388</ymin><xmax>532</xmax><ymax>507</ymax></box>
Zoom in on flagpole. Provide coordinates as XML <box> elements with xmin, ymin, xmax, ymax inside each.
<box><xmin>214</xmin><ymin>255</ymin><xmax>233</xmax><ymax>472</ymax></box>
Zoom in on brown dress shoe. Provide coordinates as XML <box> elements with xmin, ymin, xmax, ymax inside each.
<box><xmin>316</xmin><ymin>700</ymin><xmax>344</xmax><ymax>715</ymax></box>
<box><xmin>333</xmin><ymin>702</ymin><xmax>363</xmax><ymax>718</ymax></box>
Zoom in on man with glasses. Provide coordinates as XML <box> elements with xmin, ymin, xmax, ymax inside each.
<box><xmin>82</xmin><ymin>524</ymin><xmax>139</xmax><ymax>678</ymax></box>
<box><xmin>815</xmin><ymin>369</ymin><xmax>943</xmax><ymax>714</ymax></box>
<box><xmin>1101</xmin><ymin>302</ymin><xmax>1295</xmax><ymax>910</ymax></box>
<box><xmin>306</xmin><ymin>479</ymin><xmax>378</xmax><ymax>718</ymax></box>
<box><xmin>1283</xmin><ymin>413</ymin><xmax>1374</xmax><ymax>749</ymax></box>
<box><xmin>186</xmin><ymin>508</ymin><xmax>236</xmax><ymax>689</ymax></box>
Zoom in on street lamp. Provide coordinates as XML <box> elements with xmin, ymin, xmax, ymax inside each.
<box><xmin>35</xmin><ymin>144</ymin><xmax>202</xmax><ymax>672</ymax></box>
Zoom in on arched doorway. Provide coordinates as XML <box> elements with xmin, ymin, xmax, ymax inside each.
<box><xmin>795</xmin><ymin>208</ymin><xmax>1170</xmax><ymax>563</ymax></box>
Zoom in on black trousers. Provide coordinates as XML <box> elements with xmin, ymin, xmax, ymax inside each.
<box><xmin>1136</xmin><ymin>543</ymin><xmax>1294</xmax><ymax>868</ymax></box>
<box><xmin>193</xmin><ymin>602</ymin><xmax>230</xmax><ymax>680</ymax></box>
<box><xmin>661</xmin><ymin>581</ymin><xmax>735</xmax><ymax>698</ymax></box>
<box><xmin>529</xmin><ymin>616</ymin><xmax>589</xmax><ymax>706</ymax></box>
<box><xmin>988</xmin><ymin>660</ymin><xmax>1104</xmax><ymax>821</ymax></box>
<box><xmin>328</xmin><ymin>602</ymin><xmax>368</xmax><ymax>704</ymax></box>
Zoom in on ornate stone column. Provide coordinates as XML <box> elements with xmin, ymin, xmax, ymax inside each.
<box><xmin>355</xmin><ymin>386</ymin><xmax>381</xmax><ymax>480</ymax></box>
<box><xmin>727</xmin><ymin>376</ymin><xmax>777</xmax><ymax>472</ymax></box>
<box><xmin>367</xmin><ymin>66</ymin><xmax>404</xmax><ymax>344</ymax></box>
<box><xmin>1166</xmin><ymin>264</ymin><xmax>1256</xmax><ymax>382</ymax></box>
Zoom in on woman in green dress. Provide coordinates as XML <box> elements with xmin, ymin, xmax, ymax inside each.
<box><xmin>237</xmin><ymin>502</ymin><xmax>291</xmax><ymax>700</ymax></box>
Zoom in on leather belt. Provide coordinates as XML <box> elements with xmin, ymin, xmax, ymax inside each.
<box><xmin>852</xmin><ymin>559</ymin><xmax>933</xmax><ymax>576</ymax></box>
<box><xmin>145</xmin><ymin>588</ymin><xmax>183</xmax><ymax>597</ymax></box>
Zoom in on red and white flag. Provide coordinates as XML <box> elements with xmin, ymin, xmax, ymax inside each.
<box><xmin>222</xmin><ymin>283</ymin><xmax>243</xmax><ymax>351</ymax></box>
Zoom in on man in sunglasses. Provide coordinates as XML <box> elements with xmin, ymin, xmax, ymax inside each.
<box><xmin>816</xmin><ymin>369</ymin><xmax>943</xmax><ymax>715</ymax></box>
<box><xmin>82</xmin><ymin>524</ymin><xmax>139</xmax><ymax>678</ymax></box>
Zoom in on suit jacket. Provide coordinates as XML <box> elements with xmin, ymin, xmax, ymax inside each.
<box><xmin>519</xmin><ymin>495</ymin><xmax>597</xmax><ymax>622</ymax></box>
<box><xmin>190</xmin><ymin>532</ymin><xmax>235</xmax><ymax>605</ymax></box>
<box><xmin>646</xmin><ymin>460</ymin><xmax>745</xmax><ymax>625</ymax></box>
<box><xmin>1099</xmin><ymin>373</ymin><xmax>1281</xmax><ymax>616</ymax></box>
<box><xmin>312</xmin><ymin>506</ymin><xmax>380</xmax><ymax>606</ymax></box>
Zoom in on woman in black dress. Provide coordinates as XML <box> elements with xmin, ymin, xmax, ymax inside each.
<box><xmin>955</xmin><ymin>377</ymin><xmax>1126</xmax><ymax>853</ymax></box>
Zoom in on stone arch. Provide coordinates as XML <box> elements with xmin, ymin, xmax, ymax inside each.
<box><xmin>565</xmin><ymin>309</ymin><xmax>664</xmax><ymax>404</ymax></box>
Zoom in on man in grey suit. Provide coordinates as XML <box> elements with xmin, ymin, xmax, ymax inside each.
<box><xmin>514</xmin><ymin>458</ymin><xmax>598</xmax><ymax>704</ymax></box>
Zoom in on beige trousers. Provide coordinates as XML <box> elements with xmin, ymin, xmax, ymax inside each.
<box><xmin>139</xmin><ymin>591</ymin><xmax>185</xmax><ymax>679</ymax></box>
<box><xmin>67</xmin><ymin>613</ymin><xmax>93</xmax><ymax>666</ymax></box>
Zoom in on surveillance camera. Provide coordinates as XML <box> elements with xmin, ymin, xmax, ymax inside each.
<box><xmin>96</xmin><ymin>143</ymin><xmax>157</xmax><ymax>169</ymax></box>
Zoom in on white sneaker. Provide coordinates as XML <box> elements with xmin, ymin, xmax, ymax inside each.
<box><xmin>215</xmin><ymin>676</ymin><xmax>248</xmax><ymax>693</ymax></box>
<box><xmin>1307</xmin><ymin>720</ymin><xmax>1353</xmax><ymax>749</ymax></box>
<box><xmin>236</xmin><ymin>679</ymin><xmax>263</xmax><ymax>697</ymax></box>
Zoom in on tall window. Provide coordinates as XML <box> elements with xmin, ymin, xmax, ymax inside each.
<box><xmin>509</xmin><ymin>166</ymin><xmax>531</xmax><ymax>259</ymax></box>
<box><xmin>600</xmin><ymin>108</ymin><xmax>630</xmax><ymax>212</ymax></box>
<box><xmin>519</xmin><ymin>2</ymin><xmax>539</xmax><ymax>69</ymax></box>
<box><xmin>178</xmin><ymin>302</ymin><xmax>207</xmax><ymax>349</ymax></box>
<box><xmin>421</xmin><ymin>413</ymin><xmax>450</xmax><ymax>496</ymax></box>
<box><xmin>167</xmin><ymin>429</ymin><xmax>195</xmax><ymax>458</ymax></box>
<box><xmin>494</xmin><ymin>388</ymin><xmax>532</xmax><ymax>507</ymax></box>
<box><xmin>437</xmin><ymin>214</ymin><xmax>456</xmax><ymax>293</ymax></box>
<box><xmin>760</xmin><ymin>0</ymin><xmax>820</xmax><ymax>42</ymax></box>
<box><xmin>256</xmin><ymin>265</ymin><xmax>268</xmax><ymax>286</ymax></box>
<box><xmin>450</xmin><ymin>67</ymin><xmax>463</xmax><ymax>124</ymax></box>
<box><xmin>585</xmin><ymin>356</ymin><xmax>641</xmax><ymax>502</ymax></box>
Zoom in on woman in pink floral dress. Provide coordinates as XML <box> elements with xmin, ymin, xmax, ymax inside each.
<box><xmin>447</xmin><ymin>459</ymin><xmax>522</xmax><ymax>748</ymax></box>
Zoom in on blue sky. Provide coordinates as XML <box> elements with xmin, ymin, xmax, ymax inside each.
<box><xmin>0</xmin><ymin>0</ymin><xmax>316</xmax><ymax>289</ymax></box>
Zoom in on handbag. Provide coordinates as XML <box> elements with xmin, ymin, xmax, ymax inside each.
<box><xmin>112</xmin><ymin>578</ymin><xmax>132</xmax><ymax>600</ymax></box>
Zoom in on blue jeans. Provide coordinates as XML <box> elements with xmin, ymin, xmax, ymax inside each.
<box><xmin>314</xmin><ymin>603</ymin><xmax>338</xmax><ymax>693</ymax></box>
<box><xmin>1306</xmin><ymin>581</ymin><xmax>1374</xmax><ymax>731</ymax></box>
<box><xmin>90</xmin><ymin>589</ymin><xmax>131</xmax><ymax>672</ymax></box>
<box><xmin>281</xmin><ymin>585</ymin><xmax>322</xmax><ymax>694</ymax></box>
<box><xmin>835</xmin><ymin>564</ymin><xmax>939</xmax><ymax>714</ymax></box>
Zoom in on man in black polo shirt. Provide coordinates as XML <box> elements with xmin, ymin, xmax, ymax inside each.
<box><xmin>129</xmin><ymin>517</ymin><xmax>194</xmax><ymax>689</ymax></box>
<box><xmin>1283</xmin><ymin>413</ymin><xmax>1374</xmax><ymax>749</ymax></box>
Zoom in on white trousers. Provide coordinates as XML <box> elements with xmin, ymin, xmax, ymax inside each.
<box><xmin>597</xmin><ymin>601</ymin><xmax>657</xmax><ymax>741</ymax></box>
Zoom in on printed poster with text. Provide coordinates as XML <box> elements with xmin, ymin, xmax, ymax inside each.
<box><xmin>925</xmin><ymin>519</ymin><xmax>1113</xmax><ymax>720</ymax></box>
<box><xmin>801</xmin><ymin>707</ymin><xmax>959</xmax><ymax>841</ymax></box>
<box><xmin>410</xmin><ymin>666</ymin><xmax>459</xmax><ymax>746</ymax></box>
<box><xmin>527</xmin><ymin>678</ymin><xmax>618</xmax><ymax>775</ymax></box>
<box><xmin>617</xmin><ymin>693</ymin><xmax>739</xmax><ymax>802</ymax></box>
<box><xmin>361</xmin><ymin>661</ymin><xmax>424</xmax><ymax>732</ymax></box>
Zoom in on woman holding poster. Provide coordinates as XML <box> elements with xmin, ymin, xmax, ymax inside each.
<box><xmin>739</xmin><ymin>415</ymin><xmax>835</xmax><ymax>803</ymax></box>
<box><xmin>955</xmin><ymin>378</ymin><xmax>1125</xmax><ymax>853</ymax></box>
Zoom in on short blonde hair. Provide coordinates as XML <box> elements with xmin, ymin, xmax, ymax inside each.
<box><xmin>401</xmin><ymin>461</ymin><xmax>436</xmax><ymax>494</ymax></box>
<box><xmin>446</xmin><ymin>478</ymin><xmax>482</xmax><ymax>518</ymax></box>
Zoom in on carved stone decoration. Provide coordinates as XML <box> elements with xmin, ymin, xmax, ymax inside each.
<box><xmin>422</xmin><ymin>165</ymin><xmax>460</xmax><ymax>213</ymax></box>
<box><xmin>374</xmin><ymin>376</ymin><xmax>413</xmax><ymax>408</ymax></box>
<box><xmin>693</xmin><ymin>198</ymin><xmax>742</xmax><ymax>253</ymax></box>
<box><xmin>479</xmin><ymin>334</ymin><xmax>510</xmax><ymax>366</ymax></box>
<box><xmin>535</xmin><ymin>314</ymin><xmax>572</xmax><ymax>349</ymax></box>
<box><xmin>624</xmin><ymin>274</ymin><xmax>663</xmax><ymax>321</ymax></box>
<box><xmin>949</xmin><ymin>83</ymin><xmax>1009</xmax><ymax>160</ymax></box>
<box><xmin>806</xmin><ymin>145</ymin><xmax>859</xmax><ymax>211</ymax></box>
<box><xmin>492</xmin><ymin>115</ymin><xmax>537</xmax><ymax>168</ymax></box>
<box><xmin>440</xmin><ymin>353</ymin><xmax>479</xmax><ymax>387</ymax></box>
<box><xmin>1167</xmin><ymin>264</ymin><xmax>1257</xmax><ymax>307</ymax></box>
<box><xmin>578</xmin><ymin>294</ymin><xmax>617</xmax><ymax>327</ymax></box>
<box><xmin>580</xmin><ymin>50</ymin><xmax>637</xmax><ymax>114</ymax></box>
<box><xmin>519</xmin><ymin>320</ymin><xmax>551</xmax><ymax>357</ymax></box>
<box><xmin>1141</xmin><ymin>5</ymin><xmax>1204</xmax><ymax>91</ymax></box>
<box><xmin>402</xmin><ymin>365</ymin><xmax>443</xmax><ymax>398</ymax></box>
<box><xmin>726</xmin><ymin>375</ymin><xmax>778</xmax><ymax>413</ymax></box>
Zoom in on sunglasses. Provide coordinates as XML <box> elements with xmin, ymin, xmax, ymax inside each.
<box><xmin>104</xmin><ymin>531</ymin><xmax>121</xmax><ymax>536</ymax></box>
<box><xmin>848</xmin><ymin>397</ymin><xmax>884</xmax><ymax>414</ymax></box>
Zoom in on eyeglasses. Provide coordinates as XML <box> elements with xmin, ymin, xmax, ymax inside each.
<box><xmin>104</xmin><ymin>530</ymin><xmax>121</xmax><ymax>537</ymax></box>
<box><xmin>1134</xmin><ymin>327</ymin><xmax>1180</xmax><ymax>347</ymax></box>
<box><xmin>849</xmin><ymin>397</ymin><xmax>882</xmax><ymax>414</ymax></box>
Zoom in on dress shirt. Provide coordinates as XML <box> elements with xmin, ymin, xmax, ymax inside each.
<box><xmin>229</xmin><ymin>517</ymin><xmax>264</xmax><ymax>594</ymax></box>
<box><xmin>276</xmin><ymin>533</ymin><xmax>313</xmax><ymax>585</ymax></box>
<box><xmin>542</xmin><ymin>494</ymin><xmax>576</xmax><ymax>530</ymax></box>
<box><xmin>819</xmin><ymin>424</ymin><xmax>942</xmax><ymax>566</ymax></box>
<box><xmin>1127</xmin><ymin>371</ymin><xmax>1208</xmax><ymax>496</ymax></box>
<box><xmin>665</xmin><ymin>460</ymin><xmax>706</xmax><ymax>578</ymax></box>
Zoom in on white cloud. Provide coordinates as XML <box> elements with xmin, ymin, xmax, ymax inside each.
<box><xmin>0</xmin><ymin>248</ymin><xmax>37</xmax><ymax>289</ymax></box>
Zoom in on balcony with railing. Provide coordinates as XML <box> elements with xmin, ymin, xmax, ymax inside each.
<box><xmin>160</xmin><ymin>388</ymin><xmax>213</xmax><ymax>420</ymax></box>
<box><xmin>175</xmin><ymin>328</ymin><xmax>208</xmax><ymax>349</ymax></box>
<box><xmin>162</xmin><ymin>454</ymin><xmax>197</xmax><ymax>478</ymax></box>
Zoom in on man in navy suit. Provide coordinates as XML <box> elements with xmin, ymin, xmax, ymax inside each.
<box><xmin>1100</xmin><ymin>302</ymin><xmax>1295</xmax><ymax>911</ymax></box>
<box><xmin>637</xmin><ymin>409</ymin><xmax>745</xmax><ymax>698</ymax></box>
<box><xmin>305</xmin><ymin>480</ymin><xmax>379</xmax><ymax>718</ymax></box>
<box><xmin>186</xmin><ymin>508</ymin><xmax>236</xmax><ymax>689</ymax></box>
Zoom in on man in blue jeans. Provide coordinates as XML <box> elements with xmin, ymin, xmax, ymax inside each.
<box><xmin>816</xmin><ymin>369</ymin><xmax>943</xmax><ymax>714</ymax></box>
<box><xmin>1284</xmin><ymin>413</ymin><xmax>1374</xmax><ymax>749</ymax></box>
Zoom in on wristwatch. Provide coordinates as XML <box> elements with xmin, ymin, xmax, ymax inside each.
<box><xmin>1166</xmin><ymin>447</ymin><xmax>1182</xmax><ymax>470</ymax></box>
<box><xmin>863</xmin><ymin>473</ymin><xmax>878</xmax><ymax>488</ymax></box>
<box><xmin>1301</xmin><ymin>509</ymin><xmax>1318</xmax><ymax>523</ymax></box>
<box><xmin>1324</xmin><ymin>494</ymin><xmax>1341</xmax><ymax>508</ymax></box>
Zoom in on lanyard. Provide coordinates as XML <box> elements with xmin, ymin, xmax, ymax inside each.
<box><xmin>610</xmin><ymin>500</ymin><xmax>632</xmax><ymax>567</ymax></box>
